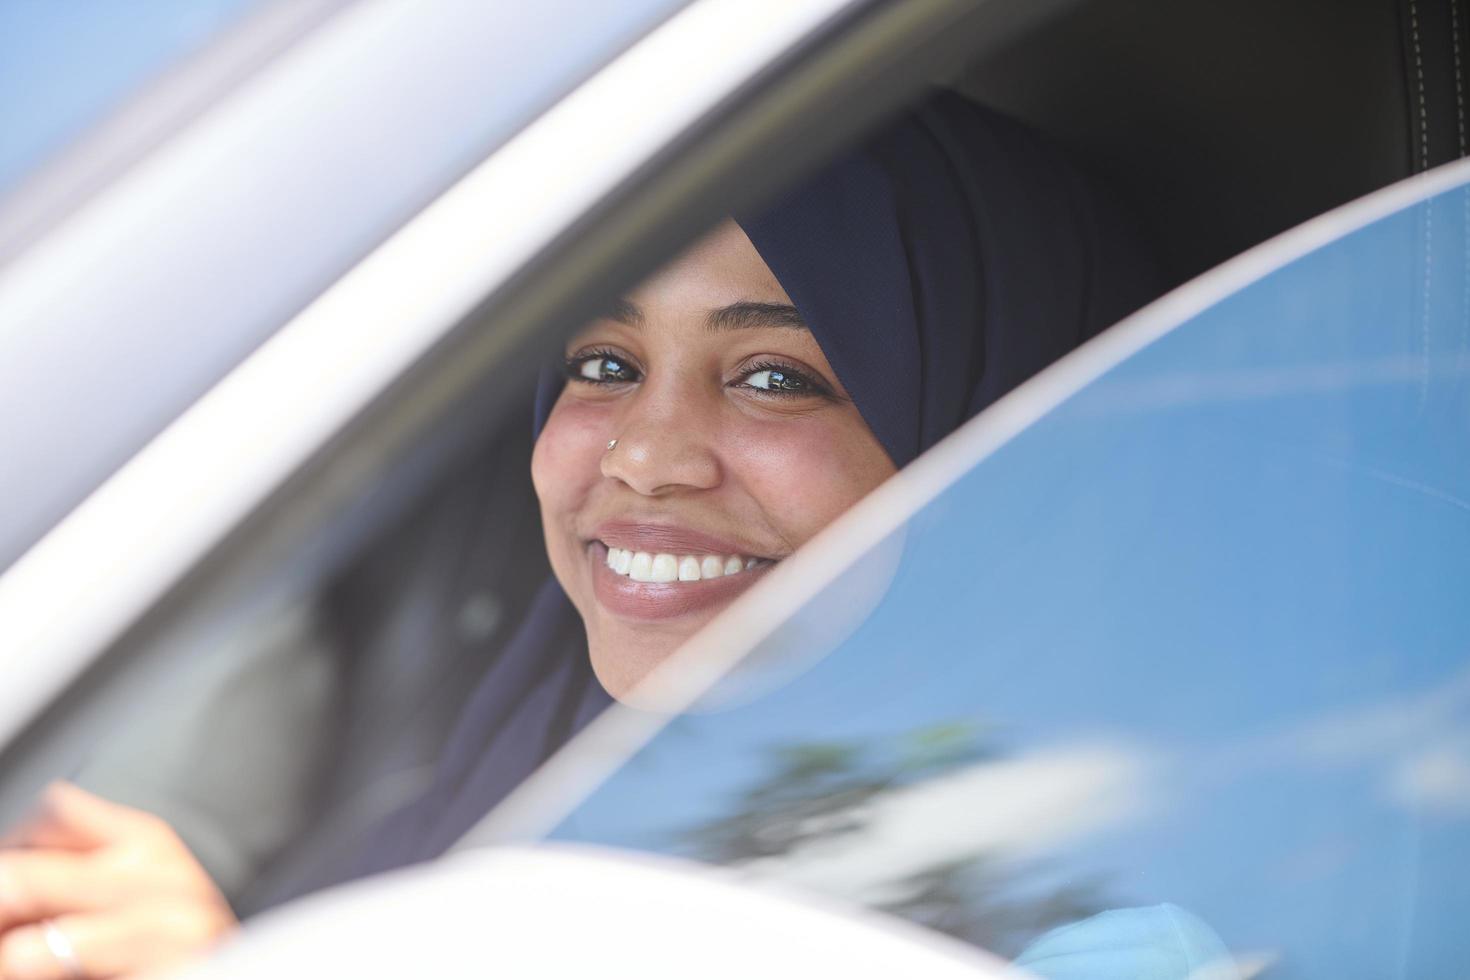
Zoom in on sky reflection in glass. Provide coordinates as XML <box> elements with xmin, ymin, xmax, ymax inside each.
<box><xmin>549</xmin><ymin>179</ymin><xmax>1470</xmax><ymax>977</ymax></box>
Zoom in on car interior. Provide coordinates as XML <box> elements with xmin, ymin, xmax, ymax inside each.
<box><xmin>2</xmin><ymin>0</ymin><xmax>1459</xmax><ymax>927</ymax></box>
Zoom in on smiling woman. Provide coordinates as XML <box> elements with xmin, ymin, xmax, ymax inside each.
<box><xmin>536</xmin><ymin>218</ymin><xmax>896</xmax><ymax>696</ymax></box>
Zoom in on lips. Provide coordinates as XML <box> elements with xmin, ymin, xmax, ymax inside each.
<box><xmin>585</xmin><ymin>521</ymin><xmax>779</xmax><ymax>621</ymax></box>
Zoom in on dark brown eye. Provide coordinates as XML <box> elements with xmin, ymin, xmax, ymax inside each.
<box><xmin>567</xmin><ymin>352</ymin><xmax>640</xmax><ymax>384</ymax></box>
<box><xmin>743</xmin><ymin>368</ymin><xmax>808</xmax><ymax>392</ymax></box>
<box><xmin>735</xmin><ymin>358</ymin><xmax>840</xmax><ymax>399</ymax></box>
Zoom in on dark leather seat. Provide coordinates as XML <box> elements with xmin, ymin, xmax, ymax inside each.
<box><xmin>957</xmin><ymin>0</ymin><xmax>1461</xmax><ymax>284</ymax></box>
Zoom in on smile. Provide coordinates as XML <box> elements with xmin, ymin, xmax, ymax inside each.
<box><xmin>587</xmin><ymin>535</ymin><xmax>778</xmax><ymax>622</ymax></box>
<box><xmin>603</xmin><ymin>546</ymin><xmax>764</xmax><ymax>583</ymax></box>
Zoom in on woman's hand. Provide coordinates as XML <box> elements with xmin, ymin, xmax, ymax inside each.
<box><xmin>0</xmin><ymin>782</ymin><xmax>237</xmax><ymax>979</ymax></box>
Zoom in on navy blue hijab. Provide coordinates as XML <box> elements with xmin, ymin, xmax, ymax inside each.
<box><xmin>284</xmin><ymin>92</ymin><xmax>1160</xmax><ymax>894</ymax></box>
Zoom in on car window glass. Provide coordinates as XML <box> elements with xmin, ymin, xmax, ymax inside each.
<box><xmin>537</xmin><ymin>179</ymin><xmax>1470</xmax><ymax>975</ymax></box>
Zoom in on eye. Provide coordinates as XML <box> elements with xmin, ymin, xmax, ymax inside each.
<box><xmin>733</xmin><ymin>360</ymin><xmax>833</xmax><ymax>398</ymax></box>
<box><xmin>744</xmin><ymin>368</ymin><xmax>805</xmax><ymax>392</ymax></box>
<box><xmin>566</xmin><ymin>349</ymin><xmax>641</xmax><ymax>385</ymax></box>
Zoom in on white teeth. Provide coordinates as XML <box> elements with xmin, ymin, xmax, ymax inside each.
<box><xmin>604</xmin><ymin>545</ymin><xmax>764</xmax><ymax>582</ymax></box>
<box><xmin>650</xmin><ymin>553</ymin><xmax>678</xmax><ymax>583</ymax></box>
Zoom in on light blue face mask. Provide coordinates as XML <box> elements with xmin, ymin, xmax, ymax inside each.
<box><xmin>1015</xmin><ymin>903</ymin><xmax>1235</xmax><ymax>980</ymax></box>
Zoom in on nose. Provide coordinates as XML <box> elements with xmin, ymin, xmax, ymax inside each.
<box><xmin>601</xmin><ymin>384</ymin><xmax>721</xmax><ymax>495</ymax></box>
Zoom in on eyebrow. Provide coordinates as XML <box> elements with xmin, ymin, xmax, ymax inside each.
<box><xmin>604</xmin><ymin>299</ymin><xmax>808</xmax><ymax>332</ymax></box>
<box><xmin>606</xmin><ymin>297</ymin><xmax>644</xmax><ymax>326</ymax></box>
<box><xmin>705</xmin><ymin>301</ymin><xmax>808</xmax><ymax>332</ymax></box>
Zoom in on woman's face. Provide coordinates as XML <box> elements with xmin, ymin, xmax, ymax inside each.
<box><xmin>532</xmin><ymin>219</ymin><xmax>897</xmax><ymax>698</ymax></box>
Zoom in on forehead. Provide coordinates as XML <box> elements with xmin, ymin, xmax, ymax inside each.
<box><xmin>629</xmin><ymin>218</ymin><xmax>793</xmax><ymax>313</ymax></box>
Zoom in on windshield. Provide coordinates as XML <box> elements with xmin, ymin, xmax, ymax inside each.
<box><xmin>516</xmin><ymin>174</ymin><xmax>1470</xmax><ymax>976</ymax></box>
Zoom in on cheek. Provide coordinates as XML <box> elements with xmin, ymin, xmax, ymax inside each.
<box><xmin>531</xmin><ymin>395</ymin><xmax>612</xmax><ymax>527</ymax></box>
<box><xmin>726</xmin><ymin>412</ymin><xmax>894</xmax><ymax>545</ymax></box>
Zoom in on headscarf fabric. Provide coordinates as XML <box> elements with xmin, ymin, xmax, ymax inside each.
<box><xmin>736</xmin><ymin>89</ymin><xmax>1158</xmax><ymax>467</ymax></box>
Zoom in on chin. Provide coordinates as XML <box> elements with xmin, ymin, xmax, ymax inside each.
<box><xmin>586</xmin><ymin>630</ymin><xmax>689</xmax><ymax>706</ymax></box>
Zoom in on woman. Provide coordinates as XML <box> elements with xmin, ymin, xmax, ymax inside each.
<box><xmin>0</xmin><ymin>91</ymin><xmax>1192</xmax><ymax>978</ymax></box>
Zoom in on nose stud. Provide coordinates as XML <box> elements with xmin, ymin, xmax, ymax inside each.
<box><xmin>606</xmin><ymin>439</ymin><xmax>618</xmax><ymax>452</ymax></box>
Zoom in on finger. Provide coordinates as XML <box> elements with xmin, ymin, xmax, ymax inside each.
<box><xmin>0</xmin><ymin>906</ymin><xmax>232</xmax><ymax>980</ymax></box>
<box><xmin>0</xmin><ymin>852</ymin><xmax>119</xmax><ymax>932</ymax></box>
<box><xmin>22</xmin><ymin>785</ymin><xmax>160</xmax><ymax>852</ymax></box>
<box><xmin>0</xmin><ymin>785</ymin><xmax>90</xmax><ymax>850</ymax></box>
<box><xmin>0</xmin><ymin>916</ymin><xmax>89</xmax><ymax>980</ymax></box>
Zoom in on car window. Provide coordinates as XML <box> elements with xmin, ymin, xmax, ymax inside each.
<box><xmin>501</xmin><ymin>172</ymin><xmax>1470</xmax><ymax>975</ymax></box>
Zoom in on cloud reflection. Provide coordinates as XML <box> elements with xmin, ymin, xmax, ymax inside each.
<box><xmin>1390</xmin><ymin>736</ymin><xmax>1470</xmax><ymax>814</ymax></box>
<box><xmin>1201</xmin><ymin>664</ymin><xmax>1470</xmax><ymax>817</ymax></box>
<box><xmin>736</xmin><ymin>743</ymin><xmax>1151</xmax><ymax>903</ymax></box>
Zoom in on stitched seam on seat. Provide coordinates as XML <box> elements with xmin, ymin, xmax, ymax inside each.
<box><xmin>1453</xmin><ymin>0</ymin><xmax>1467</xmax><ymax>155</ymax></box>
<box><xmin>1455</xmin><ymin>3</ymin><xmax>1470</xmax><ymax>389</ymax></box>
<box><xmin>1412</xmin><ymin>0</ymin><xmax>1430</xmax><ymax>170</ymax></box>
